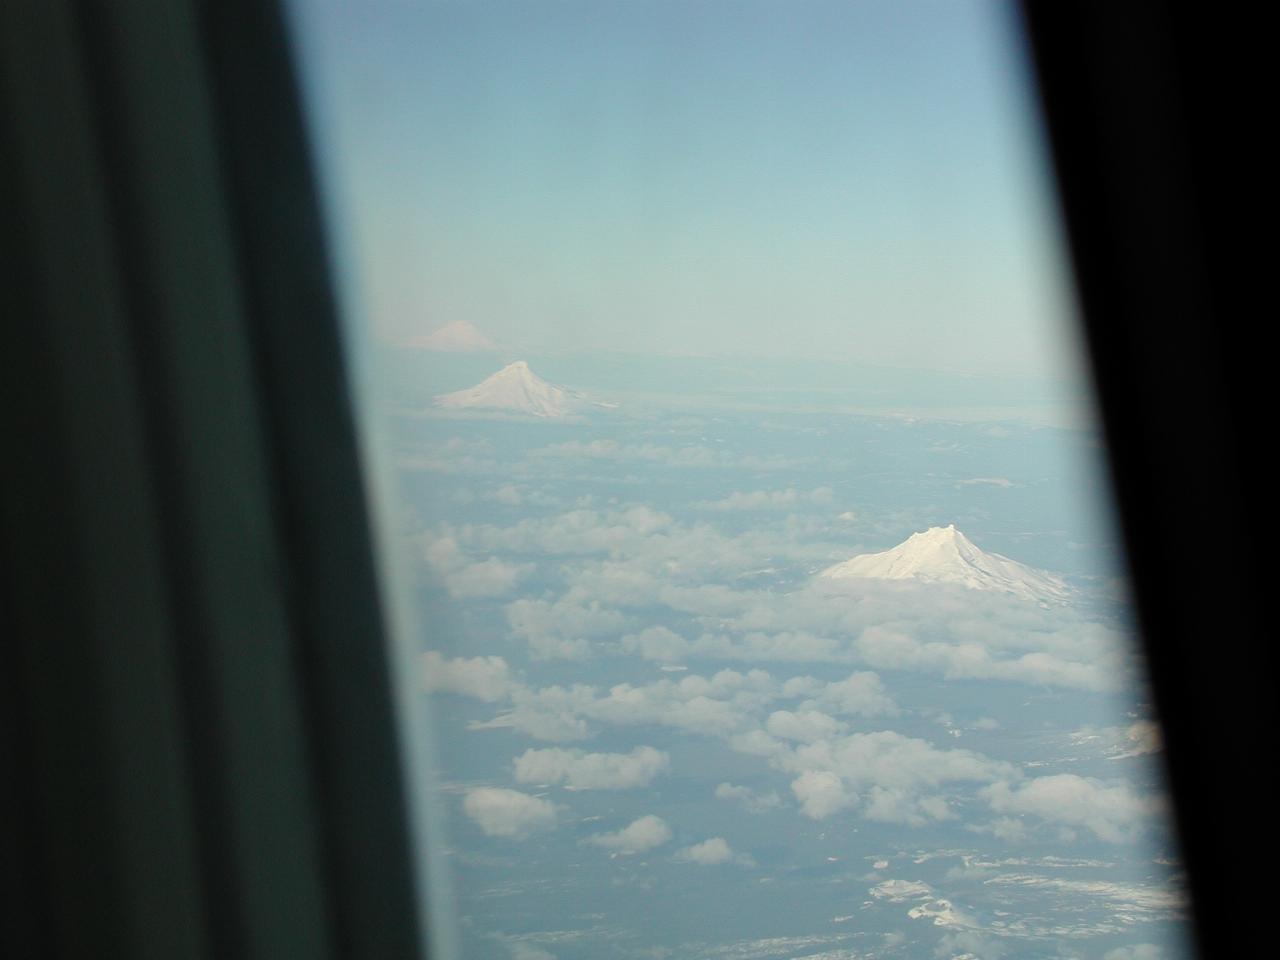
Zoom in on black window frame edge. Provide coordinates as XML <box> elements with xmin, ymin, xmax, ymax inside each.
<box><xmin>1021</xmin><ymin>2</ymin><xmax>1273</xmax><ymax>956</ymax></box>
<box><xmin>1</xmin><ymin>0</ymin><xmax>424</xmax><ymax>957</ymax></box>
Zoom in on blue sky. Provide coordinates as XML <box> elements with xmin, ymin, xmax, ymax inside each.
<box><xmin>291</xmin><ymin>0</ymin><xmax>1083</xmax><ymax>380</ymax></box>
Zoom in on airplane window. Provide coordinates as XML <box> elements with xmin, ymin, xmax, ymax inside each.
<box><xmin>283</xmin><ymin>2</ymin><xmax>1194</xmax><ymax>958</ymax></box>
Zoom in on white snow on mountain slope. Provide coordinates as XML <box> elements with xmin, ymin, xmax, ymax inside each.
<box><xmin>434</xmin><ymin>360</ymin><xmax>590</xmax><ymax>418</ymax></box>
<box><xmin>819</xmin><ymin>525</ymin><xmax>1070</xmax><ymax>603</ymax></box>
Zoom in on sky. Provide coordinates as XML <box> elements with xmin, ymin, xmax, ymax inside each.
<box><xmin>290</xmin><ymin>0</ymin><xmax>1085</xmax><ymax>381</ymax></box>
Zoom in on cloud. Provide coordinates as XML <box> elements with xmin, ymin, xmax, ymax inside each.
<box><xmin>471</xmin><ymin>668</ymin><xmax>1002</xmax><ymax>831</ymax></box>
<box><xmin>445</xmin><ymin>505</ymin><xmax>1131</xmax><ymax>690</ymax></box>
<box><xmin>853</xmin><ymin>622</ymin><xmax>1122</xmax><ymax>692</ymax></box>
<box><xmin>477</xmin><ymin>669</ymin><xmax>782</xmax><ymax>744</ymax></box>
<box><xmin>445</xmin><ymin>559</ymin><xmax>532</xmax><ymax>597</ymax></box>
<box><xmin>452</xmin><ymin>506</ymin><xmax>836</xmax><ymax>589</ymax></box>
<box><xmin>462</xmin><ymin>788</ymin><xmax>557</xmax><ymax>838</ymax></box>
<box><xmin>791</xmin><ymin>770</ymin><xmax>856</xmax><ymax>819</ymax></box>
<box><xmin>766</xmin><ymin>710</ymin><xmax>847</xmax><ymax>743</ymax></box>
<box><xmin>619</xmin><ymin>626</ymin><xmax>690</xmax><ymax>661</ymax></box>
<box><xmin>459</xmin><ymin>659</ymin><xmax>1037</xmax><ymax>834</ymax></box>
<box><xmin>424</xmin><ymin>536</ymin><xmax>531</xmax><ymax>599</ymax></box>
<box><xmin>507</xmin><ymin>945</ymin><xmax>556</xmax><ymax>960</ymax></box>
<box><xmin>423</xmin><ymin>651</ymin><xmax>512</xmax><ymax>702</ymax></box>
<box><xmin>798</xmin><ymin>671</ymin><xmax>899</xmax><ymax>717</ymax></box>
<box><xmin>506</xmin><ymin>597</ymin><xmax>631</xmax><ymax>660</ymax></box>
<box><xmin>585</xmin><ymin>815</ymin><xmax>672</xmax><ymax>854</ymax></box>
<box><xmin>780</xmin><ymin>731</ymin><xmax>1015</xmax><ymax>824</ymax></box>
<box><xmin>981</xmin><ymin>774</ymin><xmax>1163</xmax><ymax>843</ymax></box>
<box><xmin>869</xmin><ymin>879</ymin><xmax>933</xmax><ymax>902</ymax></box>
<box><xmin>695</xmin><ymin>487</ymin><xmax>835</xmax><ymax>511</ymax></box>
<box><xmin>531</xmin><ymin>441</ymin><xmax>809</xmax><ymax>472</ymax></box>
<box><xmin>512</xmin><ymin>746</ymin><xmax>669</xmax><ymax>790</ymax></box>
<box><xmin>715</xmin><ymin>782</ymin><xmax>784</xmax><ymax>814</ymax></box>
<box><xmin>1103</xmin><ymin>945</ymin><xmax>1166</xmax><ymax>960</ymax></box>
<box><xmin>481</xmin><ymin>684</ymin><xmax>596</xmax><ymax>742</ymax></box>
<box><xmin>626</xmin><ymin>628</ymin><xmax>860</xmax><ymax>665</ymax></box>
<box><xmin>674</xmin><ymin>836</ymin><xmax>751</xmax><ymax>866</ymax></box>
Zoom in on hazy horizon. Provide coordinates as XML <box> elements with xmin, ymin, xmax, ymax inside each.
<box><xmin>292</xmin><ymin>0</ymin><xmax>1087</xmax><ymax>384</ymax></box>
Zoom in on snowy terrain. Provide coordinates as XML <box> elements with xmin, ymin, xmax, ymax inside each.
<box><xmin>820</xmin><ymin>524</ymin><xmax>1071</xmax><ymax>604</ymax></box>
<box><xmin>435</xmin><ymin>360</ymin><xmax>595</xmax><ymax>418</ymax></box>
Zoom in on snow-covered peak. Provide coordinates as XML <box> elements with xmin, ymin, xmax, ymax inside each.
<box><xmin>819</xmin><ymin>525</ymin><xmax>1070</xmax><ymax>603</ymax></box>
<box><xmin>434</xmin><ymin>360</ymin><xmax>580</xmax><ymax>418</ymax></box>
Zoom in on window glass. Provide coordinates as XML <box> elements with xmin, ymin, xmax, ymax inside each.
<box><xmin>286</xmin><ymin>3</ymin><xmax>1193</xmax><ymax>959</ymax></box>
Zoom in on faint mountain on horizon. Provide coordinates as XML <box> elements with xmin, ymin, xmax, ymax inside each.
<box><xmin>406</xmin><ymin>320</ymin><xmax>497</xmax><ymax>352</ymax></box>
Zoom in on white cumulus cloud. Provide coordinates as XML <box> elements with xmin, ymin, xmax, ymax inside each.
<box><xmin>512</xmin><ymin>746</ymin><xmax>669</xmax><ymax>790</ymax></box>
<box><xmin>585</xmin><ymin>815</ymin><xmax>672</xmax><ymax>855</ymax></box>
<box><xmin>423</xmin><ymin>651</ymin><xmax>512</xmax><ymax>702</ymax></box>
<box><xmin>462</xmin><ymin>788</ymin><xmax>557</xmax><ymax>838</ymax></box>
<box><xmin>981</xmin><ymin>774</ymin><xmax>1162</xmax><ymax>843</ymax></box>
<box><xmin>674</xmin><ymin>836</ymin><xmax>748</xmax><ymax>865</ymax></box>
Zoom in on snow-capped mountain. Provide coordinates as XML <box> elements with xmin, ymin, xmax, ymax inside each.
<box><xmin>408</xmin><ymin>320</ymin><xmax>496</xmax><ymax>352</ymax></box>
<box><xmin>819</xmin><ymin>524</ymin><xmax>1070</xmax><ymax>603</ymax></box>
<box><xmin>434</xmin><ymin>360</ymin><xmax>585</xmax><ymax>418</ymax></box>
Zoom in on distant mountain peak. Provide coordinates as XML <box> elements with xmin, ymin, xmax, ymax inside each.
<box><xmin>819</xmin><ymin>525</ymin><xmax>1070</xmax><ymax>603</ymax></box>
<box><xmin>406</xmin><ymin>320</ymin><xmax>496</xmax><ymax>352</ymax></box>
<box><xmin>435</xmin><ymin>360</ymin><xmax>581</xmax><ymax>418</ymax></box>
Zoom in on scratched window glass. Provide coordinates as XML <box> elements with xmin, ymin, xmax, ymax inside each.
<box><xmin>286</xmin><ymin>3</ymin><xmax>1193</xmax><ymax>959</ymax></box>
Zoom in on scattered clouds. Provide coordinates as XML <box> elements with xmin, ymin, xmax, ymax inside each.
<box><xmin>796</xmin><ymin>671</ymin><xmax>898</xmax><ymax>717</ymax></box>
<box><xmin>766</xmin><ymin>710</ymin><xmax>847</xmax><ymax>743</ymax></box>
<box><xmin>981</xmin><ymin>774</ymin><xmax>1164</xmax><ymax>843</ymax></box>
<box><xmin>513</xmin><ymin>746</ymin><xmax>669</xmax><ymax>790</ymax></box>
<box><xmin>436</xmin><ymin>504</ymin><xmax>1130</xmax><ymax>690</ymax></box>
<box><xmin>463</xmin><ymin>788</ymin><xmax>557</xmax><ymax>838</ymax></box>
<box><xmin>695</xmin><ymin>487</ymin><xmax>834</xmax><ymax>511</ymax></box>
<box><xmin>507</xmin><ymin>597</ymin><xmax>631</xmax><ymax>660</ymax></box>
<box><xmin>585</xmin><ymin>815</ymin><xmax>672</xmax><ymax>855</ymax></box>
<box><xmin>532</xmin><ymin>440</ymin><xmax>811</xmax><ymax>472</ymax></box>
<box><xmin>779</xmin><ymin>731</ymin><xmax>1016</xmax><ymax>825</ymax></box>
<box><xmin>476</xmin><ymin>667</ymin><xmax>896</xmax><ymax>748</ymax></box>
<box><xmin>459</xmin><ymin>667</ymin><xmax>1020</xmax><ymax>831</ymax></box>
<box><xmin>852</xmin><ymin>621</ymin><xmax>1124</xmax><ymax>692</ymax></box>
<box><xmin>439</xmin><ymin>650</ymin><xmax>1159</xmax><ymax>844</ymax></box>
<box><xmin>424</xmin><ymin>536</ymin><xmax>531</xmax><ymax>599</ymax></box>
<box><xmin>423</xmin><ymin>652</ymin><xmax>512</xmax><ymax>702</ymax></box>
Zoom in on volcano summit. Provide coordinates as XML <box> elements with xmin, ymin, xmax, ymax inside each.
<box><xmin>819</xmin><ymin>525</ymin><xmax>1070</xmax><ymax>603</ymax></box>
